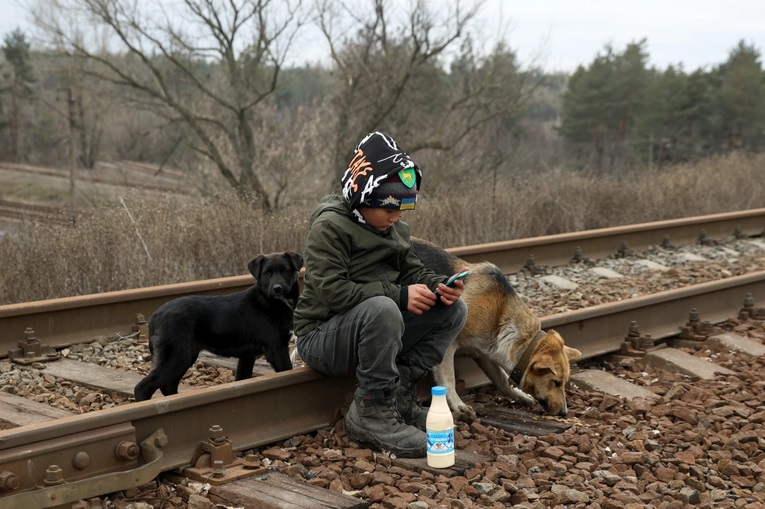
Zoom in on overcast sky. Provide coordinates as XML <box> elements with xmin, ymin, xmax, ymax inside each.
<box><xmin>1</xmin><ymin>0</ymin><xmax>762</xmax><ymax>73</ymax></box>
<box><xmin>482</xmin><ymin>0</ymin><xmax>765</xmax><ymax>72</ymax></box>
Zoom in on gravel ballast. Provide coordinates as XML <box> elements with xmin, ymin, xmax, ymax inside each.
<box><xmin>0</xmin><ymin>237</ymin><xmax>763</xmax><ymax>508</ymax></box>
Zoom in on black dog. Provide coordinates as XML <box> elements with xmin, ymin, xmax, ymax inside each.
<box><xmin>134</xmin><ymin>251</ymin><xmax>303</xmax><ymax>401</ymax></box>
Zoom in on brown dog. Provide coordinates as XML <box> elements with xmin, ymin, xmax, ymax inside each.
<box><xmin>413</xmin><ymin>239</ymin><xmax>582</xmax><ymax>422</ymax></box>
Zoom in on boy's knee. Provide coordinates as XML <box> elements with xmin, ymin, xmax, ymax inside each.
<box><xmin>362</xmin><ymin>295</ymin><xmax>403</xmax><ymax>326</ymax></box>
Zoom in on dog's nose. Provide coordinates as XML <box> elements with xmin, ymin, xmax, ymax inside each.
<box><xmin>271</xmin><ymin>284</ymin><xmax>284</xmax><ymax>295</ymax></box>
<box><xmin>539</xmin><ymin>398</ymin><xmax>568</xmax><ymax>417</ymax></box>
<box><xmin>551</xmin><ymin>401</ymin><xmax>568</xmax><ymax>417</ymax></box>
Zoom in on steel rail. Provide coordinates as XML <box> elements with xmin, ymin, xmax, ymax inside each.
<box><xmin>544</xmin><ymin>270</ymin><xmax>765</xmax><ymax>357</ymax></box>
<box><xmin>1</xmin><ymin>271</ymin><xmax>763</xmax><ymax>506</ymax></box>
<box><xmin>0</xmin><ymin>276</ymin><xmax>252</xmax><ymax>355</ymax></box>
<box><xmin>451</xmin><ymin>208</ymin><xmax>765</xmax><ymax>270</ymax></box>
<box><xmin>1</xmin><ymin>208</ymin><xmax>763</xmax><ymax>354</ymax></box>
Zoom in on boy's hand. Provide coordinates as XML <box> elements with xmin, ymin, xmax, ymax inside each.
<box><xmin>407</xmin><ymin>284</ymin><xmax>438</xmax><ymax>315</ymax></box>
<box><xmin>435</xmin><ymin>279</ymin><xmax>464</xmax><ymax>305</ymax></box>
<box><xmin>435</xmin><ymin>267</ymin><xmax>468</xmax><ymax>305</ymax></box>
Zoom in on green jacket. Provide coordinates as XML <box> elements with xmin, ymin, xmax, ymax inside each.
<box><xmin>293</xmin><ymin>195</ymin><xmax>445</xmax><ymax>337</ymax></box>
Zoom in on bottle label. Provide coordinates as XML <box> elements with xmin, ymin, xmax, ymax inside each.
<box><xmin>426</xmin><ymin>428</ymin><xmax>454</xmax><ymax>455</ymax></box>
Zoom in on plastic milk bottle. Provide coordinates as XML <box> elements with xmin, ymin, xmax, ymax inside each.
<box><xmin>426</xmin><ymin>386</ymin><xmax>455</xmax><ymax>468</ymax></box>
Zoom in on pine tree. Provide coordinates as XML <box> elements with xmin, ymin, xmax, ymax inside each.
<box><xmin>1</xmin><ymin>29</ymin><xmax>35</xmax><ymax>161</ymax></box>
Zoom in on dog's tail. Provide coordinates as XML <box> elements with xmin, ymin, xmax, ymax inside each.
<box><xmin>412</xmin><ymin>237</ymin><xmax>464</xmax><ymax>274</ymax></box>
<box><xmin>146</xmin><ymin>315</ymin><xmax>160</xmax><ymax>356</ymax></box>
<box><xmin>470</xmin><ymin>262</ymin><xmax>519</xmax><ymax>298</ymax></box>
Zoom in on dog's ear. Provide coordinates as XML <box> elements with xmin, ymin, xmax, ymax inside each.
<box><xmin>530</xmin><ymin>355</ymin><xmax>559</xmax><ymax>376</ymax></box>
<box><xmin>248</xmin><ymin>255</ymin><xmax>265</xmax><ymax>279</ymax></box>
<box><xmin>565</xmin><ymin>346</ymin><xmax>582</xmax><ymax>361</ymax></box>
<box><xmin>285</xmin><ymin>251</ymin><xmax>304</xmax><ymax>271</ymax></box>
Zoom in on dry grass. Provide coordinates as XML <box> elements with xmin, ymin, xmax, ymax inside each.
<box><xmin>0</xmin><ymin>190</ymin><xmax>310</xmax><ymax>303</ymax></box>
<box><xmin>1</xmin><ymin>153</ymin><xmax>764</xmax><ymax>305</ymax></box>
<box><xmin>413</xmin><ymin>152</ymin><xmax>765</xmax><ymax>246</ymax></box>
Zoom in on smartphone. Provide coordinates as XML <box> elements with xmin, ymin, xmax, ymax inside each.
<box><xmin>445</xmin><ymin>270</ymin><xmax>470</xmax><ymax>287</ymax></box>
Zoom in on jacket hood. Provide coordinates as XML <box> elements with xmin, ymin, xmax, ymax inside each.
<box><xmin>309</xmin><ymin>195</ymin><xmax>350</xmax><ymax>225</ymax></box>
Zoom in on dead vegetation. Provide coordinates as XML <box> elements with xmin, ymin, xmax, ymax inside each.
<box><xmin>0</xmin><ymin>152</ymin><xmax>764</xmax><ymax>305</ymax></box>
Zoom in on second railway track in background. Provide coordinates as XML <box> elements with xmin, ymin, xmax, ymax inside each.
<box><xmin>0</xmin><ymin>160</ymin><xmax>194</xmax><ymax>229</ymax></box>
<box><xmin>0</xmin><ymin>208</ymin><xmax>764</xmax><ymax>508</ymax></box>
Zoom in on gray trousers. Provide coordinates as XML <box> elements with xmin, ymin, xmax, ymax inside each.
<box><xmin>296</xmin><ymin>296</ymin><xmax>468</xmax><ymax>393</ymax></box>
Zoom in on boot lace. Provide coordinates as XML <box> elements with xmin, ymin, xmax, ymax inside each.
<box><xmin>387</xmin><ymin>399</ymin><xmax>407</xmax><ymax>424</ymax></box>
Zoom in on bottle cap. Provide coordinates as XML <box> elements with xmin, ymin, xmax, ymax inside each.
<box><xmin>431</xmin><ymin>386</ymin><xmax>446</xmax><ymax>396</ymax></box>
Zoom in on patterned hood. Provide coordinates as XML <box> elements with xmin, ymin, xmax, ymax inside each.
<box><xmin>340</xmin><ymin>132</ymin><xmax>422</xmax><ymax>219</ymax></box>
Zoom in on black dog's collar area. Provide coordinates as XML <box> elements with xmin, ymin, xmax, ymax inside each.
<box><xmin>509</xmin><ymin>329</ymin><xmax>546</xmax><ymax>385</ymax></box>
<box><xmin>277</xmin><ymin>295</ymin><xmax>297</xmax><ymax>311</ymax></box>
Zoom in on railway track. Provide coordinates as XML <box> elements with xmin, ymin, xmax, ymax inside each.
<box><xmin>0</xmin><ymin>160</ymin><xmax>190</xmax><ymax>195</ymax></box>
<box><xmin>0</xmin><ymin>160</ymin><xmax>194</xmax><ymax>228</ymax></box>
<box><xmin>3</xmin><ymin>208</ymin><xmax>764</xmax><ymax>350</ymax></box>
<box><xmin>0</xmin><ymin>199</ymin><xmax>70</xmax><ymax>225</ymax></box>
<box><xmin>0</xmin><ymin>209</ymin><xmax>763</xmax><ymax>508</ymax></box>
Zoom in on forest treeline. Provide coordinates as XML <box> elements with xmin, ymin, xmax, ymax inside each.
<box><xmin>0</xmin><ymin>1</ymin><xmax>763</xmax><ymax>211</ymax></box>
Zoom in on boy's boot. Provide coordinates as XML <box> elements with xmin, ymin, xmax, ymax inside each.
<box><xmin>344</xmin><ymin>386</ymin><xmax>426</xmax><ymax>458</ymax></box>
<box><xmin>395</xmin><ymin>364</ymin><xmax>429</xmax><ymax>430</ymax></box>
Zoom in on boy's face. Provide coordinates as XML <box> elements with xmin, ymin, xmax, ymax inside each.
<box><xmin>359</xmin><ymin>207</ymin><xmax>404</xmax><ymax>232</ymax></box>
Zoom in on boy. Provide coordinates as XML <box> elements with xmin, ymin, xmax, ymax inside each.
<box><xmin>294</xmin><ymin>132</ymin><xmax>468</xmax><ymax>458</ymax></box>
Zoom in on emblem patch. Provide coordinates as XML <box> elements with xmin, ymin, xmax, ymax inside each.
<box><xmin>398</xmin><ymin>167</ymin><xmax>416</xmax><ymax>188</ymax></box>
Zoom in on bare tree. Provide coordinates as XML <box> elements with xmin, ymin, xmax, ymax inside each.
<box><xmin>316</xmin><ymin>0</ymin><xmax>533</xmax><ymax>178</ymax></box>
<box><xmin>34</xmin><ymin>0</ymin><xmax>305</xmax><ymax>209</ymax></box>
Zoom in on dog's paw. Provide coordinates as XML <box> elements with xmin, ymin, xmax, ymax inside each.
<box><xmin>508</xmin><ymin>386</ymin><xmax>537</xmax><ymax>407</ymax></box>
<box><xmin>454</xmin><ymin>404</ymin><xmax>478</xmax><ymax>423</ymax></box>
